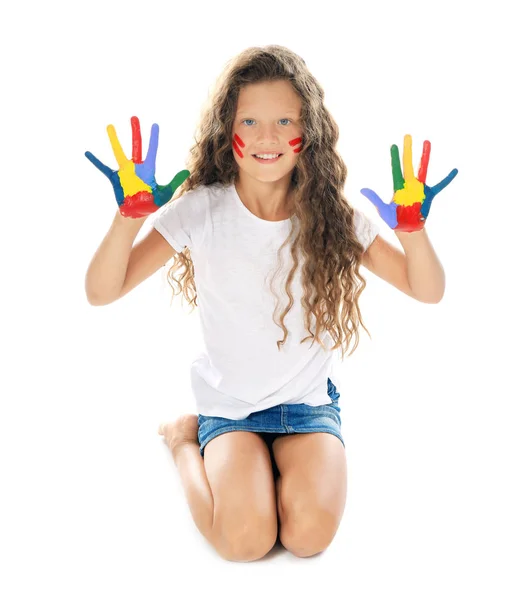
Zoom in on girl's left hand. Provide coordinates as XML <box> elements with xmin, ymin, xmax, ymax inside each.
<box><xmin>360</xmin><ymin>134</ymin><xmax>458</xmax><ymax>232</ymax></box>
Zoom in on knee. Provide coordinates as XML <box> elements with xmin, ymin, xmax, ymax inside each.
<box><xmin>279</xmin><ymin>508</ymin><xmax>340</xmax><ymax>558</ymax></box>
<box><xmin>213</xmin><ymin>517</ymin><xmax>278</xmax><ymax>562</ymax></box>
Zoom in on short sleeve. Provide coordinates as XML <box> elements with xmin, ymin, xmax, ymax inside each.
<box><xmin>151</xmin><ymin>189</ymin><xmax>203</xmax><ymax>253</ymax></box>
<box><xmin>352</xmin><ymin>208</ymin><xmax>380</xmax><ymax>252</ymax></box>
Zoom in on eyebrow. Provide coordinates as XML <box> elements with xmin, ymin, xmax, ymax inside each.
<box><xmin>237</xmin><ymin>110</ymin><xmax>299</xmax><ymax>116</ymax></box>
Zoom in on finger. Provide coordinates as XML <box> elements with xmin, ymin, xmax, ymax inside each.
<box><xmin>390</xmin><ymin>144</ymin><xmax>404</xmax><ymax>191</ymax></box>
<box><xmin>431</xmin><ymin>168</ymin><xmax>458</xmax><ymax>195</ymax></box>
<box><xmin>360</xmin><ymin>187</ymin><xmax>386</xmax><ymax>210</ymax></box>
<box><xmin>131</xmin><ymin>116</ymin><xmax>142</xmax><ymax>163</ymax></box>
<box><xmin>107</xmin><ymin>124</ymin><xmax>128</xmax><ymax>168</ymax></box>
<box><xmin>421</xmin><ymin>188</ymin><xmax>434</xmax><ymax>220</ymax></box>
<box><xmin>155</xmin><ymin>170</ymin><xmax>190</xmax><ymax>207</ymax></box>
<box><xmin>361</xmin><ymin>188</ymin><xmax>398</xmax><ymax>229</ymax></box>
<box><xmin>417</xmin><ymin>140</ymin><xmax>431</xmax><ymax>184</ymax></box>
<box><xmin>143</xmin><ymin>123</ymin><xmax>160</xmax><ymax>173</ymax></box>
<box><xmin>166</xmin><ymin>169</ymin><xmax>191</xmax><ymax>194</ymax></box>
<box><xmin>402</xmin><ymin>134</ymin><xmax>415</xmax><ymax>181</ymax></box>
<box><xmin>85</xmin><ymin>151</ymin><xmax>113</xmax><ymax>179</ymax></box>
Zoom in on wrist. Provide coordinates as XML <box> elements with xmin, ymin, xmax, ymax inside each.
<box><xmin>394</xmin><ymin>226</ymin><xmax>426</xmax><ymax>239</ymax></box>
<box><xmin>112</xmin><ymin>208</ymin><xmax>148</xmax><ymax>229</ymax></box>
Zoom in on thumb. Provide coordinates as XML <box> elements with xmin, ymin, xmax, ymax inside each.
<box><xmin>360</xmin><ymin>187</ymin><xmax>385</xmax><ymax>210</ymax></box>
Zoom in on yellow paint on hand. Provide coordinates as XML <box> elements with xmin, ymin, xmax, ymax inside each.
<box><xmin>394</xmin><ymin>179</ymin><xmax>425</xmax><ymax>206</ymax></box>
<box><xmin>402</xmin><ymin>134</ymin><xmax>415</xmax><ymax>181</ymax></box>
<box><xmin>118</xmin><ymin>161</ymin><xmax>153</xmax><ymax>196</ymax></box>
<box><xmin>107</xmin><ymin>123</ymin><xmax>152</xmax><ymax>196</ymax></box>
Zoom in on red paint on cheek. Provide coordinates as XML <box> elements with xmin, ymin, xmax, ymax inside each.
<box><xmin>289</xmin><ymin>137</ymin><xmax>303</xmax><ymax>154</ymax></box>
<box><xmin>233</xmin><ymin>133</ymin><xmax>245</xmax><ymax>158</ymax></box>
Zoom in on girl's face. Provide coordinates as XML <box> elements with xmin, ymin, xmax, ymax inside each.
<box><xmin>232</xmin><ymin>80</ymin><xmax>303</xmax><ymax>182</ymax></box>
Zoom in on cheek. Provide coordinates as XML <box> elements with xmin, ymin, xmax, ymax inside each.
<box><xmin>232</xmin><ymin>133</ymin><xmax>245</xmax><ymax>159</ymax></box>
<box><xmin>288</xmin><ymin>136</ymin><xmax>303</xmax><ymax>154</ymax></box>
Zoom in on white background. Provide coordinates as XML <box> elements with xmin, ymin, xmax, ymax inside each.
<box><xmin>2</xmin><ymin>0</ymin><xmax>525</xmax><ymax>598</ymax></box>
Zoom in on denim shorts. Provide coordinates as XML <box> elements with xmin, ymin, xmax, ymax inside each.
<box><xmin>197</xmin><ymin>378</ymin><xmax>344</xmax><ymax>479</ymax></box>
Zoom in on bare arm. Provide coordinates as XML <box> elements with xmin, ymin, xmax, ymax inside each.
<box><xmin>361</xmin><ymin>230</ymin><xmax>444</xmax><ymax>303</ymax></box>
<box><xmin>361</xmin><ymin>234</ymin><xmax>416</xmax><ymax>299</ymax></box>
<box><xmin>85</xmin><ymin>210</ymin><xmax>175</xmax><ymax>305</ymax></box>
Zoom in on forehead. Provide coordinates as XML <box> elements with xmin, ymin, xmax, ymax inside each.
<box><xmin>236</xmin><ymin>81</ymin><xmax>301</xmax><ymax>115</ymax></box>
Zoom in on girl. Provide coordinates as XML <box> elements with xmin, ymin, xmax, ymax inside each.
<box><xmin>85</xmin><ymin>45</ymin><xmax>456</xmax><ymax>563</ymax></box>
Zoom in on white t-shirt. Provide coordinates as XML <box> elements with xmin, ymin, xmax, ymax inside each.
<box><xmin>152</xmin><ymin>182</ymin><xmax>380</xmax><ymax>419</ymax></box>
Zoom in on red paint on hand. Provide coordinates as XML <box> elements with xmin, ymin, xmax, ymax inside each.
<box><xmin>396</xmin><ymin>202</ymin><xmax>424</xmax><ymax>231</ymax></box>
<box><xmin>119</xmin><ymin>190</ymin><xmax>157</xmax><ymax>218</ymax></box>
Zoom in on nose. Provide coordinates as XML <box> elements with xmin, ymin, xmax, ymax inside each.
<box><xmin>255</xmin><ymin>123</ymin><xmax>281</xmax><ymax>144</ymax></box>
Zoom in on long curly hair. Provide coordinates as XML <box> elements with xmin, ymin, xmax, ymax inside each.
<box><xmin>164</xmin><ymin>44</ymin><xmax>373</xmax><ymax>360</ymax></box>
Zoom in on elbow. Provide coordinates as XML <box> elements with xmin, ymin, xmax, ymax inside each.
<box><xmin>86</xmin><ymin>294</ymin><xmax>105</xmax><ymax>307</ymax></box>
<box><xmin>432</xmin><ymin>282</ymin><xmax>446</xmax><ymax>304</ymax></box>
<box><xmin>422</xmin><ymin>295</ymin><xmax>443</xmax><ymax>305</ymax></box>
<box><xmin>415</xmin><ymin>288</ymin><xmax>445</xmax><ymax>304</ymax></box>
<box><xmin>85</xmin><ymin>277</ymin><xmax>119</xmax><ymax>306</ymax></box>
<box><xmin>85</xmin><ymin>290</ymin><xmax>114</xmax><ymax>306</ymax></box>
<box><xmin>412</xmin><ymin>277</ymin><xmax>446</xmax><ymax>304</ymax></box>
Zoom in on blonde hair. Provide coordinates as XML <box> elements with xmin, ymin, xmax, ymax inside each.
<box><xmin>164</xmin><ymin>44</ymin><xmax>372</xmax><ymax>360</ymax></box>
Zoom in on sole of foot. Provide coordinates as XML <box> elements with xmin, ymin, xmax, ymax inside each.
<box><xmin>158</xmin><ymin>414</ymin><xmax>199</xmax><ymax>455</ymax></box>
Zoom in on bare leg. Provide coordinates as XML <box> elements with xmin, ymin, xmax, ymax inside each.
<box><xmin>158</xmin><ymin>415</ymin><xmax>278</xmax><ymax>561</ymax></box>
<box><xmin>158</xmin><ymin>415</ymin><xmax>214</xmax><ymax>541</ymax></box>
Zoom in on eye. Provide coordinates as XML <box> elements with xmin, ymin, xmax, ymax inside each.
<box><xmin>241</xmin><ymin>118</ymin><xmax>292</xmax><ymax>126</ymax></box>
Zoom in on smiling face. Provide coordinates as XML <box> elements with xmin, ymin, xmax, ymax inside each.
<box><xmin>232</xmin><ymin>80</ymin><xmax>303</xmax><ymax>182</ymax></box>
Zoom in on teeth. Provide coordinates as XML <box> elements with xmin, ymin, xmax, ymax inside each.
<box><xmin>255</xmin><ymin>153</ymin><xmax>280</xmax><ymax>159</ymax></box>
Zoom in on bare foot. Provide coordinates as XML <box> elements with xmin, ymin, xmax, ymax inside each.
<box><xmin>158</xmin><ymin>414</ymin><xmax>199</xmax><ymax>456</ymax></box>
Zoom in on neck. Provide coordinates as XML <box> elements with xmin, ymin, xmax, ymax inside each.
<box><xmin>234</xmin><ymin>176</ymin><xmax>296</xmax><ymax>221</ymax></box>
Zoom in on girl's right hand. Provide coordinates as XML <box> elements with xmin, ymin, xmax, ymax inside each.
<box><xmin>85</xmin><ymin>116</ymin><xmax>190</xmax><ymax>218</ymax></box>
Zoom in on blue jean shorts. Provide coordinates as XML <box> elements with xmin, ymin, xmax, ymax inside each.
<box><xmin>197</xmin><ymin>378</ymin><xmax>344</xmax><ymax>479</ymax></box>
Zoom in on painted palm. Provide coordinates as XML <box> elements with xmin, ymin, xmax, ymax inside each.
<box><xmin>360</xmin><ymin>134</ymin><xmax>458</xmax><ymax>232</ymax></box>
<box><xmin>85</xmin><ymin>116</ymin><xmax>190</xmax><ymax>218</ymax></box>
